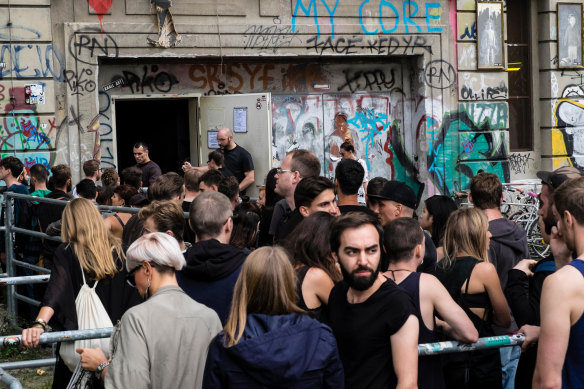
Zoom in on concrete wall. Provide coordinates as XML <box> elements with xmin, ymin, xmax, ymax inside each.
<box><xmin>1</xmin><ymin>0</ymin><xmax>580</xmax><ymax>198</ymax></box>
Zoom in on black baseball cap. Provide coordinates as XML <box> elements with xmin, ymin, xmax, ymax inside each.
<box><xmin>367</xmin><ymin>180</ymin><xmax>417</xmax><ymax>209</ymax></box>
<box><xmin>536</xmin><ymin>166</ymin><xmax>583</xmax><ymax>190</ymax></box>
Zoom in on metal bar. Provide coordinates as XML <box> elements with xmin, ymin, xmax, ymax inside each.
<box><xmin>14</xmin><ymin>293</ymin><xmax>41</xmax><ymax>307</ymax></box>
<box><xmin>418</xmin><ymin>334</ymin><xmax>525</xmax><ymax>356</ymax></box>
<box><xmin>10</xmin><ymin>227</ymin><xmax>61</xmax><ymax>242</ymax></box>
<box><xmin>0</xmin><ymin>368</ymin><xmax>23</xmax><ymax>389</ymax></box>
<box><xmin>0</xmin><ymin>275</ymin><xmax>49</xmax><ymax>286</ymax></box>
<box><xmin>11</xmin><ymin>260</ymin><xmax>50</xmax><ymax>274</ymax></box>
<box><xmin>0</xmin><ymin>359</ymin><xmax>55</xmax><ymax>370</ymax></box>
<box><xmin>0</xmin><ymin>327</ymin><xmax>114</xmax><ymax>348</ymax></box>
<box><xmin>3</xmin><ymin>192</ymin><xmax>140</xmax><ymax>214</ymax></box>
<box><xmin>5</xmin><ymin>197</ymin><xmax>15</xmax><ymax>323</ymax></box>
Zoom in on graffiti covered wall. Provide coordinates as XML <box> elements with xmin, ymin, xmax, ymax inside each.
<box><xmin>6</xmin><ymin>0</ymin><xmax>566</xmax><ymax>200</ymax></box>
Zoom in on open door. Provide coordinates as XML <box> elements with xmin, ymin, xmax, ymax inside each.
<box><xmin>199</xmin><ymin>93</ymin><xmax>272</xmax><ymax>198</ymax></box>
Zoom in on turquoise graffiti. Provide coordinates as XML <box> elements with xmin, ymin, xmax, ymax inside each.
<box><xmin>427</xmin><ymin>102</ymin><xmax>509</xmax><ymax>195</ymax></box>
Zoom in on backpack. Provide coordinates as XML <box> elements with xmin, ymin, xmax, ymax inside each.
<box><xmin>59</xmin><ymin>264</ymin><xmax>113</xmax><ymax>372</ymax></box>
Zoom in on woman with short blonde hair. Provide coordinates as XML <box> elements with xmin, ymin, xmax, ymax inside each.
<box><xmin>203</xmin><ymin>246</ymin><xmax>344</xmax><ymax>388</ymax></box>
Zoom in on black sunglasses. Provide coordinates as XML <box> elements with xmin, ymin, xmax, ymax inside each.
<box><xmin>126</xmin><ymin>265</ymin><xmax>142</xmax><ymax>288</ymax></box>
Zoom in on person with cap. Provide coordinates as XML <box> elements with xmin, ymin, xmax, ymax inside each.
<box><xmin>367</xmin><ymin>180</ymin><xmax>437</xmax><ymax>273</ymax></box>
<box><xmin>506</xmin><ymin>165</ymin><xmax>582</xmax><ymax>389</ymax></box>
<box><xmin>469</xmin><ymin>172</ymin><xmax>529</xmax><ymax>389</ymax></box>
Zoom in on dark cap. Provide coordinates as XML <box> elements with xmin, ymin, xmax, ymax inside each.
<box><xmin>536</xmin><ymin>166</ymin><xmax>583</xmax><ymax>190</ymax></box>
<box><xmin>367</xmin><ymin>180</ymin><xmax>417</xmax><ymax>209</ymax></box>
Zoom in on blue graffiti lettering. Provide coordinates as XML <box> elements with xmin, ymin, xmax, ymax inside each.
<box><xmin>403</xmin><ymin>1</ymin><xmax>422</xmax><ymax>34</ymax></box>
<box><xmin>425</xmin><ymin>3</ymin><xmax>443</xmax><ymax>33</ymax></box>
<box><xmin>0</xmin><ymin>44</ymin><xmax>64</xmax><ymax>81</ymax></box>
<box><xmin>379</xmin><ymin>1</ymin><xmax>399</xmax><ymax>34</ymax></box>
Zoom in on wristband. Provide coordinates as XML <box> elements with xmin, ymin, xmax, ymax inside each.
<box><xmin>96</xmin><ymin>360</ymin><xmax>110</xmax><ymax>377</ymax></box>
<box><xmin>31</xmin><ymin>319</ymin><xmax>46</xmax><ymax>331</ymax></box>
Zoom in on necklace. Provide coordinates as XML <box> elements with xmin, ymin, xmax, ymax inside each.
<box><xmin>386</xmin><ymin>268</ymin><xmax>412</xmax><ymax>281</ymax></box>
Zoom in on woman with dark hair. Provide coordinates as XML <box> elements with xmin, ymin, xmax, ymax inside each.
<box><xmin>202</xmin><ymin>246</ymin><xmax>344</xmax><ymax>388</ymax></box>
<box><xmin>257</xmin><ymin>168</ymin><xmax>283</xmax><ymax>246</ymax></box>
<box><xmin>105</xmin><ymin>184</ymin><xmax>136</xmax><ymax>239</ymax></box>
<box><xmin>420</xmin><ymin>195</ymin><xmax>458</xmax><ymax>259</ymax></box>
<box><xmin>230</xmin><ymin>200</ymin><xmax>261</xmax><ymax>251</ymax></box>
<box><xmin>434</xmin><ymin>207</ymin><xmax>510</xmax><ymax>389</ymax></box>
<box><xmin>284</xmin><ymin>212</ymin><xmax>341</xmax><ymax>320</ymax></box>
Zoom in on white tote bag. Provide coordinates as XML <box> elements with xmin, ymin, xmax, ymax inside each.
<box><xmin>59</xmin><ymin>265</ymin><xmax>113</xmax><ymax>372</ymax></box>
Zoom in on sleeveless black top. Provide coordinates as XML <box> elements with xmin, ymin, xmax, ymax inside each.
<box><xmin>396</xmin><ymin>272</ymin><xmax>445</xmax><ymax>389</ymax></box>
<box><xmin>295</xmin><ymin>266</ymin><xmax>324</xmax><ymax>321</ymax></box>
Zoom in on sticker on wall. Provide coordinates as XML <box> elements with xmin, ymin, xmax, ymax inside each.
<box><xmin>24</xmin><ymin>84</ymin><xmax>45</xmax><ymax>105</ymax></box>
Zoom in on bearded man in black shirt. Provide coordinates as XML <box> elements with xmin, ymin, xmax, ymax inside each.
<box><xmin>326</xmin><ymin>212</ymin><xmax>419</xmax><ymax>389</ymax></box>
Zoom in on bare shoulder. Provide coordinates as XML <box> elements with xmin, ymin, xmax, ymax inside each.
<box><xmin>544</xmin><ymin>264</ymin><xmax>584</xmax><ymax>294</ymax></box>
<box><xmin>473</xmin><ymin>261</ymin><xmax>497</xmax><ymax>276</ymax></box>
<box><xmin>305</xmin><ymin>267</ymin><xmax>334</xmax><ymax>284</ymax></box>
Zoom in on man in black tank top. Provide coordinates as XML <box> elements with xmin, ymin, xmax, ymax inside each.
<box><xmin>383</xmin><ymin>218</ymin><xmax>478</xmax><ymax>389</ymax></box>
<box><xmin>326</xmin><ymin>213</ymin><xmax>418</xmax><ymax>389</ymax></box>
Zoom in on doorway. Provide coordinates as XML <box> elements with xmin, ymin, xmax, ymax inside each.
<box><xmin>114</xmin><ymin>98</ymin><xmax>192</xmax><ymax>174</ymax></box>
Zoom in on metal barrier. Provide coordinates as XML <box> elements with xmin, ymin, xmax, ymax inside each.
<box><xmin>0</xmin><ymin>369</ymin><xmax>22</xmax><ymax>389</ymax></box>
<box><xmin>0</xmin><ymin>192</ymin><xmax>141</xmax><ymax>322</ymax></box>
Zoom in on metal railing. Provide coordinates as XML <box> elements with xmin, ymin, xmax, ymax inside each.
<box><xmin>0</xmin><ymin>192</ymin><xmax>141</xmax><ymax>322</ymax></box>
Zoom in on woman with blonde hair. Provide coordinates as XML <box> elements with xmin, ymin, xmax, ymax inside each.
<box><xmin>434</xmin><ymin>207</ymin><xmax>510</xmax><ymax>389</ymax></box>
<box><xmin>21</xmin><ymin>198</ymin><xmax>141</xmax><ymax>388</ymax></box>
<box><xmin>203</xmin><ymin>246</ymin><xmax>344</xmax><ymax>388</ymax></box>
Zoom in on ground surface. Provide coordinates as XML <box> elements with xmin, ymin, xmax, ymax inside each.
<box><xmin>0</xmin><ymin>305</ymin><xmax>53</xmax><ymax>388</ymax></box>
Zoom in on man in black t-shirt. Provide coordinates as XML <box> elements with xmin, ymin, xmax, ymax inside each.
<box><xmin>133</xmin><ymin>141</ymin><xmax>162</xmax><ymax>188</ymax></box>
<box><xmin>326</xmin><ymin>213</ymin><xmax>418</xmax><ymax>389</ymax></box>
<box><xmin>217</xmin><ymin>128</ymin><xmax>254</xmax><ymax>194</ymax></box>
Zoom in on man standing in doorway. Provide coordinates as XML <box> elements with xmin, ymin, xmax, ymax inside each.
<box><xmin>133</xmin><ymin>141</ymin><xmax>162</xmax><ymax>188</ymax></box>
<box><xmin>216</xmin><ymin>128</ymin><xmax>254</xmax><ymax>194</ymax></box>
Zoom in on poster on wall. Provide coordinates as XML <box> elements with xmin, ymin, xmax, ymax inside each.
<box><xmin>557</xmin><ymin>3</ymin><xmax>583</xmax><ymax>68</ymax></box>
<box><xmin>477</xmin><ymin>1</ymin><xmax>505</xmax><ymax>69</ymax></box>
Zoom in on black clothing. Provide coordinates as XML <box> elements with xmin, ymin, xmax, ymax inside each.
<box><xmin>338</xmin><ymin>204</ymin><xmax>377</xmax><ymax>216</ymax></box>
<box><xmin>257</xmin><ymin>207</ymin><xmax>275</xmax><ymax>247</ymax></box>
<box><xmin>396</xmin><ymin>272</ymin><xmax>444</xmax><ymax>389</ymax></box>
<box><xmin>223</xmin><ymin>145</ymin><xmax>254</xmax><ymax>193</ymax></box>
<box><xmin>434</xmin><ymin>256</ymin><xmax>502</xmax><ymax>389</ymax></box>
<box><xmin>419</xmin><ymin>231</ymin><xmax>437</xmax><ymax>273</ymax></box>
<box><xmin>274</xmin><ymin>208</ymin><xmax>303</xmax><ymax>244</ymax></box>
<box><xmin>506</xmin><ymin>256</ymin><xmax>556</xmax><ymax>389</ymax></box>
<box><xmin>42</xmin><ymin>243</ymin><xmax>142</xmax><ymax>388</ymax></box>
<box><xmin>178</xmin><ymin>239</ymin><xmax>248</xmax><ymax>323</ymax></box>
<box><xmin>295</xmin><ymin>266</ymin><xmax>324</xmax><ymax>321</ymax></box>
<box><xmin>37</xmin><ymin>190</ymin><xmax>72</xmax><ymax>269</ymax></box>
<box><xmin>135</xmin><ymin>160</ymin><xmax>161</xmax><ymax>187</ymax></box>
<box><xmin>121</xmin><ymin>214</ymin><xmax>144</xmax><ymax>251</ymax></box>
<box><xmin>326</xmin><ymin>279</ymin><xmax>415</xmax><ymax>389</ymax></box>
<box><xmin>218</xmin><ymin>167</ymin><xmax>235</xmax><ymax>178</ymax></box>
<box><xmin>182</xmin><ymin>200</ymin><xmax>196</xmax><ymax>244</ymax></box>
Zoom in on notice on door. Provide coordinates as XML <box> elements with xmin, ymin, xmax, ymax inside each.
<box><xmin>208</xmin><ymin>131</ymin><xmax>219</xmax><ymax>149</ymax></box>
<box><xmin>234</xmin><ymin>107</ymin><xmax>247</xmax><ymax>133</ymax></box>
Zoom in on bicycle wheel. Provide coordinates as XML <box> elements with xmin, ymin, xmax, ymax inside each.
<box><xmin>527</xmin><ymin>219</ymin><xmax>550</xmax><ymax>259</ymax></box>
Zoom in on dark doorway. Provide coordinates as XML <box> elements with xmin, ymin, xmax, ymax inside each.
<box><xmin>115</xmin><ymin>98</ymin><xmax>191</xmax><ymax>174</ymax></box>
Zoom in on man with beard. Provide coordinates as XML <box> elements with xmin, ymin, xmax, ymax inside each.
<box><xmin>534</xmin><ymin>176</ymin><xmax>584</xmax><ymax>388</ymax></box>
<box><xmin>326</xmin><ymin>212</ymin><xmax>418</xmax><ymax>389</ymax></box>
<box><xmin>506</xmin><ymin>166</ymin><xmax>581</xmax><ymax>388</ymax></box>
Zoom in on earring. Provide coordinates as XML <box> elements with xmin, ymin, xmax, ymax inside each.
<box><xmin>146</xmin><ymin>277</ymin><xmax>151</xmax><ymax>298</ymax></box>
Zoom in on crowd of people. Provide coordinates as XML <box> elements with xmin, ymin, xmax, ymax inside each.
<box><xmin>1</xmin><ymin>128</ymin><xmax>582</xmax><ymax>388</ymax></box>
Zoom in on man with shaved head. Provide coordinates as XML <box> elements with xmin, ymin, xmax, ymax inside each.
<box><xmin>216</xmin><ymin>127</ymin><xmax>254</xmax><ymax>194</ymax></box>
